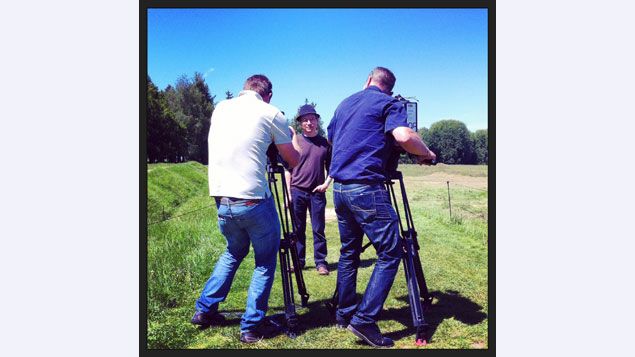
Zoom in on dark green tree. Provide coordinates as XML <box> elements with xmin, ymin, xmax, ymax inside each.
<box><xmin>164</xmin><ymin>73</ymin><xmax>216</xmax><ymax>164</ymax></box>
<box><xmin>472</xmin><ymin>129</ymin><xmax>488</xmax><ymax>164</ymax></box>
<box><xmin>146</xmin><ymin>76</ymin><xmax>187</xmax><ymax>163</ymax></box>
<box><xmin>418</xmin><ymin>127</ymin><xmax>431</xmax><ymax>145</ymax></box>
<box><xmin>225</xmin><ymin>91</ymin><xmax>234</xmax><ymax>99</ymax></box>
<box><xmin>427</xmin><ymin>119</ymin><xmax>474</xmax><ymax>164</ymax></box>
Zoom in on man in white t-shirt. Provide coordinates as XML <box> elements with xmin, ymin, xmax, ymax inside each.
<box><xmin>191</xmin><ymin>74</ymin><xmax>301</xmax><ymax>344</ymax></box>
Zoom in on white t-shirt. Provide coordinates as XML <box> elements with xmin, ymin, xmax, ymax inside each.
<box><xmin>208</xmin><ymin>90</ymin><xmax>291</xmax><ymax>199</ymax></box>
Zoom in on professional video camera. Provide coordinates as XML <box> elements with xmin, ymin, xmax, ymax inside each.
<box><xmin>325</xmin><ymin>94</ymin><xmax>435</xmax><ymax>346</ymax></box>
<box><xmin>386</xmin><ymin>94</ymin><xmax>436</xmax><ymax>174</ymax></box>
<box><xmin>265</xmin><ymin>142</ymin><xmax>310</xmax><ymax>339</ymax></box>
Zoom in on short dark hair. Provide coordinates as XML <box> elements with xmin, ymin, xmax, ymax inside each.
<box><xmin>370</xmin><ymin>67</ymin><xmax>396</xmax><ymax>92</ymax></box>
<box><xmin>244</xmin><ymin>74</ymin><xmax>272</xmax><ymax>98</ymax></box>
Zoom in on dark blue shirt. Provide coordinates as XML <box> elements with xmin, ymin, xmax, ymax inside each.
<box><xmin>327</xmin><ymin>86</ymin><xmax>408</xmax><ymax>183</ymax></box>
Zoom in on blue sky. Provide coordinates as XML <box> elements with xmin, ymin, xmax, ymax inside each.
<box><xmin>148</xmin><ymin>8</ymin><xmax>488</xmax><ymax>131</ymax></box>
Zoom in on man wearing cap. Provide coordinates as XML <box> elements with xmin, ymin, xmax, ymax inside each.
<box><xmin>327</xmin><ymin>67</ymin><xmax>436</xmax><ymax>348</ymax></box>
<box><xmin>284</xmin><ymin>104</ymin><xmax>333</xmax><ymax>275</ymax></box>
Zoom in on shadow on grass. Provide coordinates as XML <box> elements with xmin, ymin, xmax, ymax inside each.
<box><xmin>381</xmin><ymin>290</ymin><xmax>487</xmax><ymax>343</ymax></box>
<box><xmin>325</xmin><ymin>257</ymin><xmax>377</xmax><ymax>272</ymax></box>
<box><xmin>188</xmin><ymin>300</ymin><xmax>362</xmax><ymax>341</ymax></box>
<box><xmin>258</xmin><ymin>289</ymin><xmax>485</xmax><ymax>344</ymax></box>
<box><xmin>157</xmin><ymin>289</ymin><xmax>485</xmax><ymax>347</ymax></box>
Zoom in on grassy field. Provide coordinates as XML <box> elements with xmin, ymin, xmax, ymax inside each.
<box><xmin>146</xmin><ymin>161</ymin><xmax>489</xmax><ymax>349</ymax></box>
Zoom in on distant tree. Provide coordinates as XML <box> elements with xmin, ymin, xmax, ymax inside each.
<box><xmin>289</xmin><ymin>98</ymin><xmax>325</xmax><ymax>137</ymax></box>
<box><xmin>225</xmin><ymin>91</ymin><xmax>233</xmax><ymax>99</ymax></box>
<box><xmin>427</xmin><ymin>119</ymin><xmax>474</xmax><ymax>164</ymax></box>
<box><xmin>472</xmin><ymin>129</ymin><xmax>488</xmax><ymax>164</ymax></box>
<box><xmin>146</xmin><ymin>76</ymin><xmax>187</xmax><ymax>163</ymax></box>
<box><xmin>164</xmin><ymin>73</ymin><xmax>216</xmax><ymax>164</ymax></box>
<box><xmin>418</xmin><ymin>127</ymin><xmax>431</xmax><ymax>146</ymax></box>
<box><xmin>397</xmin><ymin>152</ymin><xmax>417</xmax><ymax>164</ymax></box>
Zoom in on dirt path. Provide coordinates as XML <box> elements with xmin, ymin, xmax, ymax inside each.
<box><xmin>409</xmin><ymin>172</ymin><xmax>488</xmax><ymax>190</ymax></box>
<box><xmin>325</xmin><ymin>208</ymin><xmax>337</xmax><ymax>222</ymax></box>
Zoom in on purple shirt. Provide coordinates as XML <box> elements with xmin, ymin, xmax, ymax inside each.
<box><xmin>289</xmin><ymin>134</ymin><xmax>331</xmax><ymax>191</ymax></box>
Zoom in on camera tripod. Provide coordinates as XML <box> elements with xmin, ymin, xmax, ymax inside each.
<box><xmin>325</xmin><ymin>170</ymin><xmax>433</xmax><ymax>346</ymax></box>
<box><xmin>266</xmin><ymin>162</ymin><xmax>310</xmax><ymax>339</ymax></box>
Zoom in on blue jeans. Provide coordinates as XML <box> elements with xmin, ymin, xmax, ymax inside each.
<box><xmin>195</xmin><ymin>195</ymin><xmax>280</xmax><ymax>333</ymax></box>
<box><xmin>291</xmin><ymin>187</ymin><xmax>328</xmax><ymax>268</ymax></box>
<box><xmin>332</xmin><ymin>182</ymin><xmax>403</xmax><ymax>326</ymax></box>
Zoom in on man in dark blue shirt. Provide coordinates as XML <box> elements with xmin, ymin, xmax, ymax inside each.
<box><xmin>327</xmin><ymin>67</ymin><xmax>436</xmax><ymax>348</ymax></box>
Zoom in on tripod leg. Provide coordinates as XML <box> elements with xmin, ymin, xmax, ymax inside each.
<box><xmin>390</xmin><ymin>171</ymin><xmax>432</xmax><ymax>345</ymax></box>
<box><xmin>268</xmin><ymin>164</ymin><xmax>302</xmax><ymax>338</ymax></box>
<box><xmin>411</xmin><ymin>243</ymin><xmax>432</xmax><ymax>307</ymax></box>
<box><xmin>278</xmin><ymin>237</ymin><xmax>299</xmax><ymax>338</ymax></box>
<box><xmin>325</xmin><ymin>282</ymin><xmax>339</xmax><ymax>315</ymax></box>
<box><xmin>287</xmin><ymin>234</ymin><xmax>310</xmax><ymax>307</ymax></box>
<box><xmin>280</xmin><ymin>178</ymin><xmax>310</xmax><ymax>307</ymax></box>
<box><xmin>403</xmin><ymin>238</ymin><xmax>428</xmax><ymax>345</ymax></box>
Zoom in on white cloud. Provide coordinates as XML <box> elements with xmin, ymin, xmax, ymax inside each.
<box><xmin>203</xmin><ymin>68</ymin><xmax>215</xmax><ymax>78</ymax></box>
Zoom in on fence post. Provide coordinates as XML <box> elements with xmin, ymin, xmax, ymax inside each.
<box><xmin>447</xmin><ymin>181</ymin><xmax>452</xmax><ymax>219</ymax></box>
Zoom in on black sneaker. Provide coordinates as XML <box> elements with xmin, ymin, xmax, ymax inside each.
<box><xmin>240</xmin><ymin>330</ymin><xmax>264</xmax><ymax>343</ymax></box>
<box><xmin>190</xmin><ymin>310</ymin><xmax>226</xmax><ymax>327</ymax></box>
<box><xmin>347</xmin><ymin>323</ymin><xmax>394</xmax><ymax>348</ymax></box>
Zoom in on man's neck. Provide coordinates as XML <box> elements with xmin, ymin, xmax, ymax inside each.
<box><xmin>303</xmin><ymin>132</ymin><xmax>318</xmax><ymax>138</ymax></box>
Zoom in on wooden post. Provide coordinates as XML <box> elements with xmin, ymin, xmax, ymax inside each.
<box><xmin>447</xmin><ymin>181</ymin><xmax>452</xmax><ymax>219</ymax></box>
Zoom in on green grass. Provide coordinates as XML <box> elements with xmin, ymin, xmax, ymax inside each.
<box><xmin>146</xmin><ymin>162</ymin><xmax>489</xmax><ymax>349</ymax></box>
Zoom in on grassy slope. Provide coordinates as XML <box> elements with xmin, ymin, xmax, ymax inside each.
<box><xmin>146</xmin><ymin>162</ymin><xmax>489</xmax><ymax>349</ymax></box>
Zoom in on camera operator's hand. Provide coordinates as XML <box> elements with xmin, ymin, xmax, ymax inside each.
<box><xmin>416</xmin><ymin>150</ymin><xmax>437</xmax><ymax>165</ymax></box>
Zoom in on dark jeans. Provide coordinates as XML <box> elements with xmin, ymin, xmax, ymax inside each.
<box><xmin>291</xmin><ymin>187</ymin><xmax>328</xmax><ymax>268</ymax></box>
<box><xmin>332</xmin><ymin>182</ymin><xmax>403</xmax><ymax>326</ymax></box>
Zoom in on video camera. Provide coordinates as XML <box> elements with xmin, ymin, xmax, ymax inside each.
<box><xmin>266</xmin><ymin>142</ymin><xmax>281</xmax><ymax>167</ymax></box>
<box><xmin>386</xmin><ymin>94</ymin><xmax>435</xmax><ymax>174</ymax></box>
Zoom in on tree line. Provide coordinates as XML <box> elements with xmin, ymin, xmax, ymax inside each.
<box><xmin>147</xmin><ymin>73</ymin><xmax>214</xmax><ymax>164</ymax></box>
<box><xmin>418</xmin><ymin>122</ymin><xmax>488</xmax><ymax>165</ymax></box>
<box><xmin>147</xmin><ymin>74</ymin><xmax>488</xmax><ymax>165</ymax></box>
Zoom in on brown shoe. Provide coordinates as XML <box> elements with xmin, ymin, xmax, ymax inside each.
<box><xmin>317</xmin><ymin>265</ymin><xmax>329</xmax><ymax>275</ymax></box>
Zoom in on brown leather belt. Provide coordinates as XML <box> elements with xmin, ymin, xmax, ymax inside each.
<box><xmin>214</xmin><ymin>196</ymin><xmax>262</xmax><ymax>206</ymax></box>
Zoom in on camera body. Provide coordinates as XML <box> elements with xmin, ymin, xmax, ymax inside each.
<box><xmin>386</xmin><ymin>95</ymin><xmax>418</xmax><ymax>174</ymax></box>
<box><xmin>266</xmin><ymin>142</ymin><xmax>280</xmax><ymax>167</ymax></box>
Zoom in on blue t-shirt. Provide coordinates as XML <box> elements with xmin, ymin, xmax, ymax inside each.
<box><xmin>327</xmin><ymin>86</ymin><xmax>408</xmax><ymax>183</ymax></box>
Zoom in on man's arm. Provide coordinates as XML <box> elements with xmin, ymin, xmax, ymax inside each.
<box><xmin>391</xmin><ymin>126</ymin><xmax>437</xmax><ymax>164</ymax></box>
<box><xmin>277</xmin><ymin>126</ymin><xmax>302</xmax><ymax>168</ymax></box>
<box><xmin>284</xmin><ymin>169</ymin><xmax>293</xmax><ymax>202</ymax></box>
<box><xmin>313</xmin><ymin>144</ymin><xmax>333</xmax><ymax>193</ymax></box>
